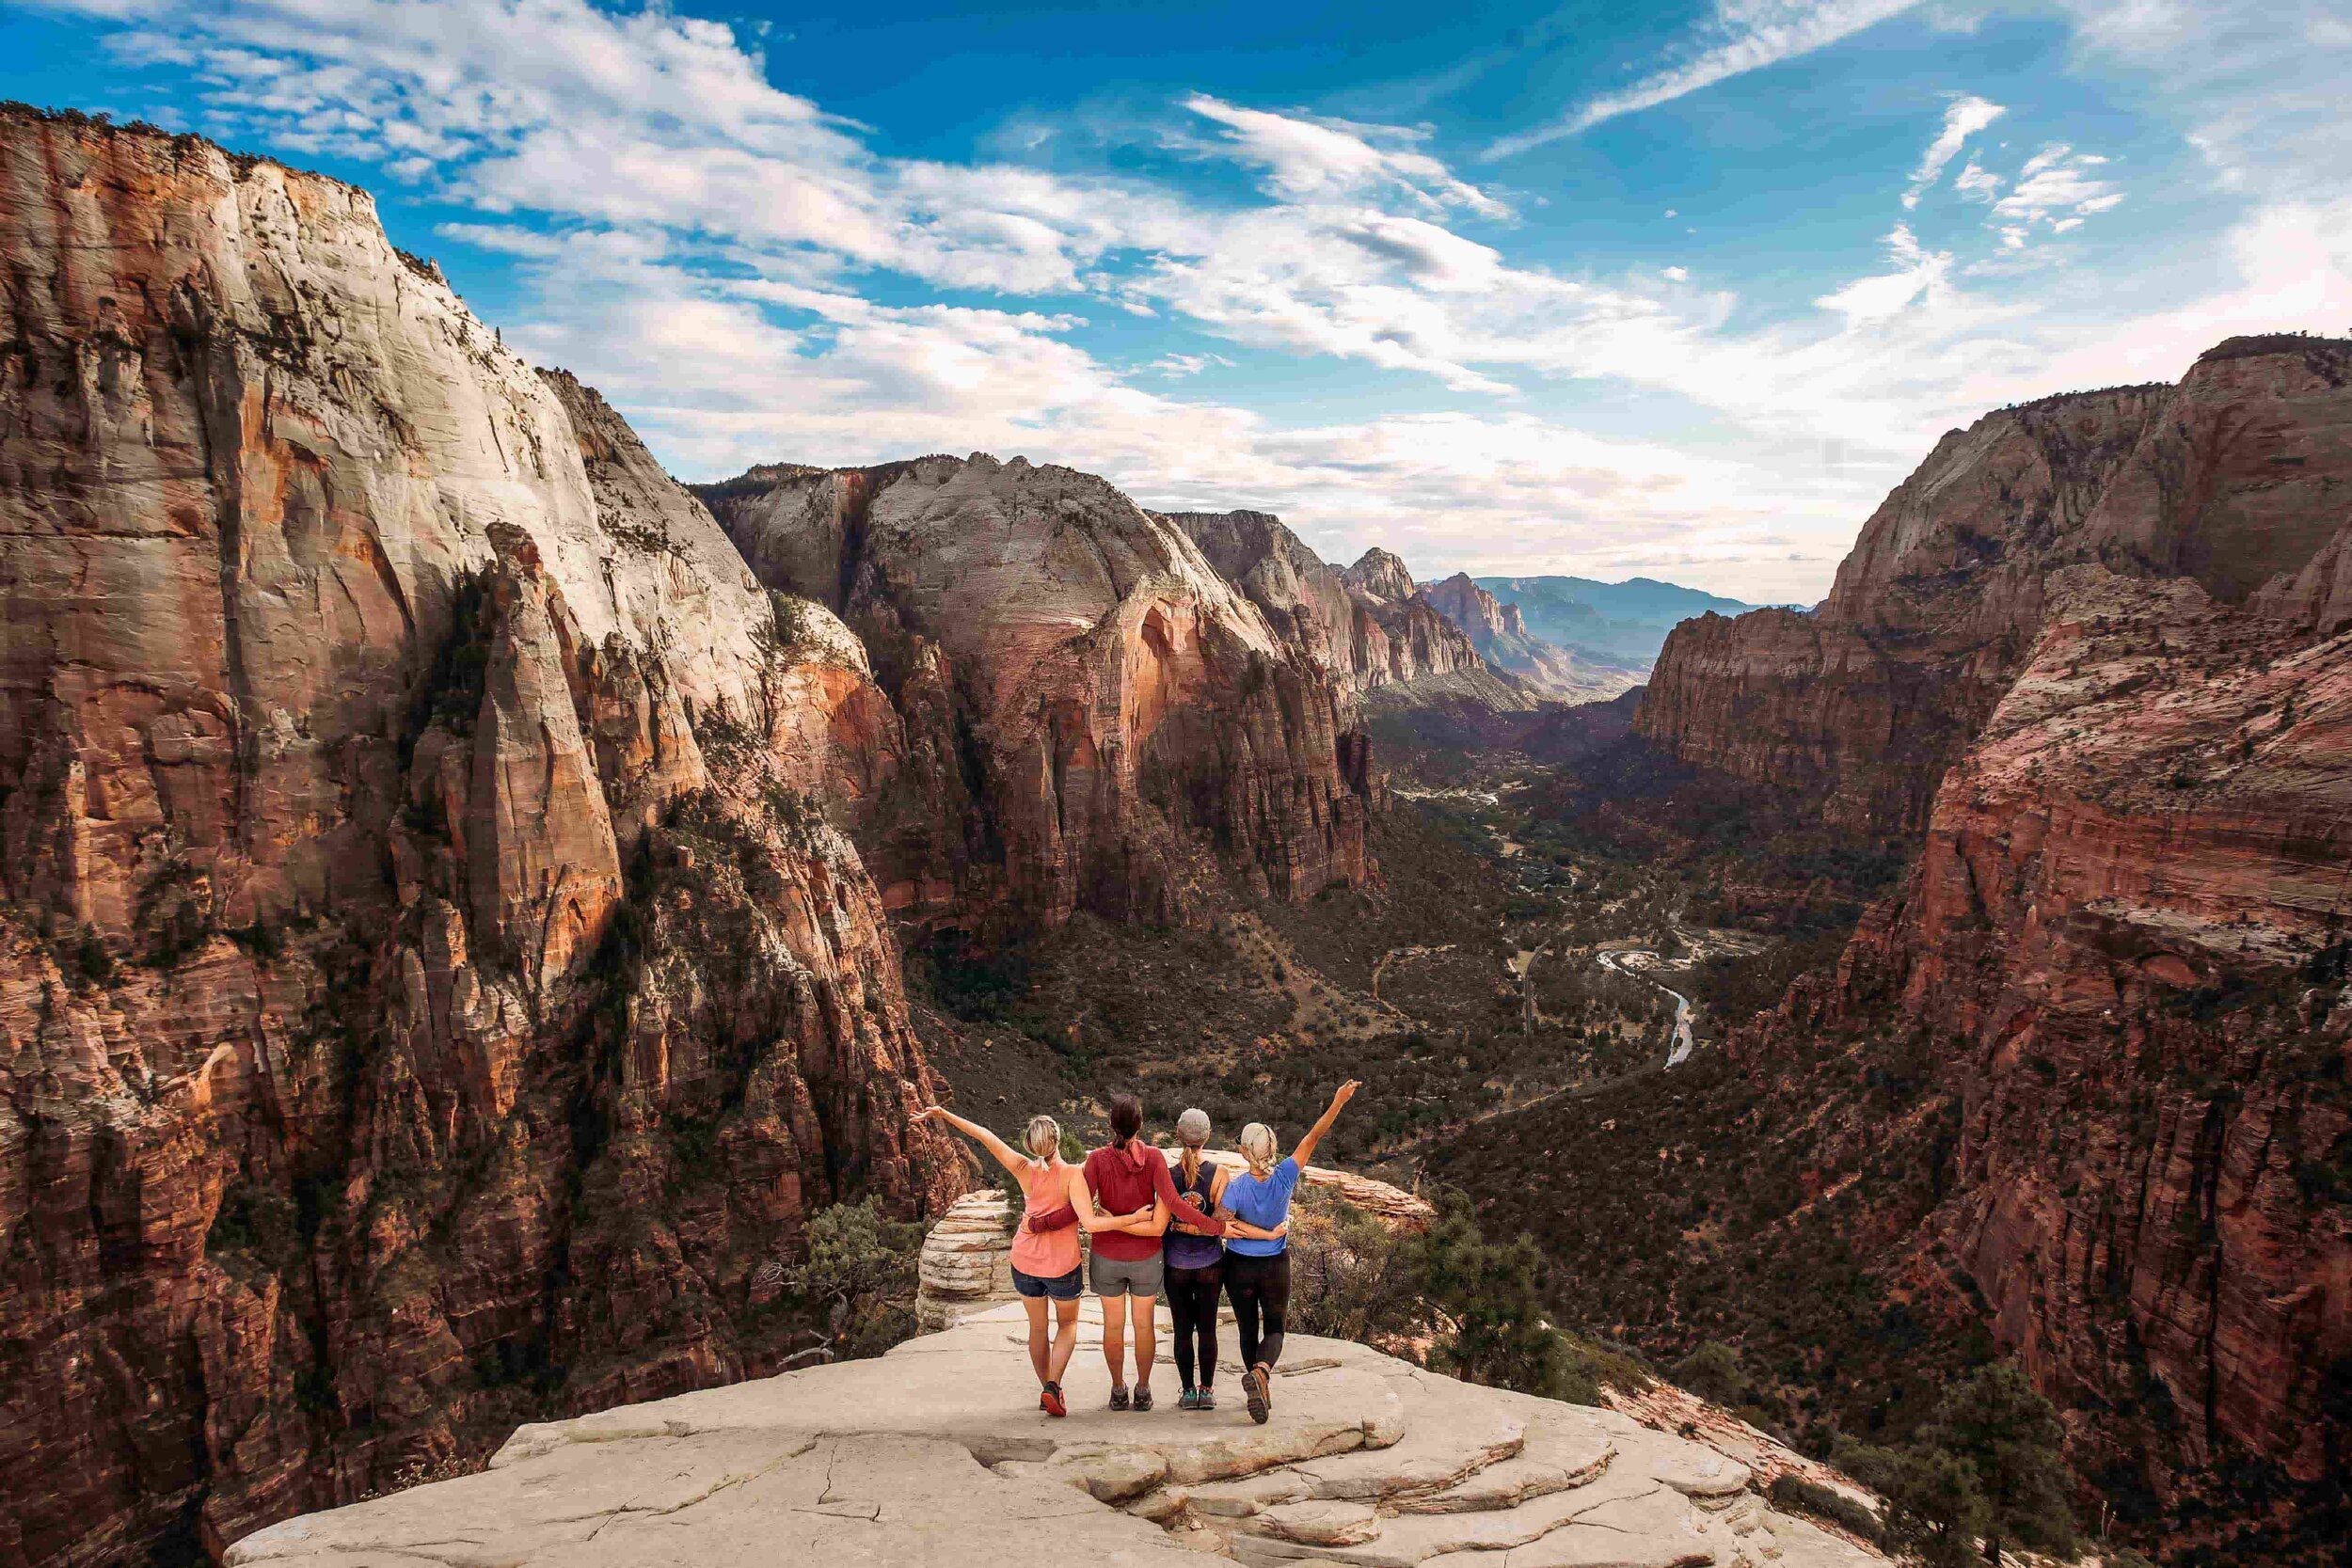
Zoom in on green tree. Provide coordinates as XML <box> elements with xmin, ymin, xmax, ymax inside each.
<box><xmin>1417</xmin><ymin>1189</ymin><xmax>1573</xmax><ymax>1400</ymax></box>
<box><xmin>1673</xmin><ymin>1340</ymin><xmax>1751</xmax><ymax>1407</ymax></box>
<box><xmin>1923</xmin><ymin>1363</ymin><xmax>2077</xmax><ymax>1564</ymax></box>
<box><xmin>788</xmin><ymin>1199</ymin><xmax>927</xmax><ymax>1360</ymax></box>
<box><xmin>1290</xmin><ymin>1199</ymin><xmax>1423</xmax><ymax>1345</ymax></box>
<box><xmin>1838</xmin><ymin>1440</ymin><xmax>1990</xmax><ymax>1568</ymax></box>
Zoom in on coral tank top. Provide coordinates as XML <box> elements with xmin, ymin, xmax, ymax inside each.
<box><xmin>1009</xmin><ymin>1159</ymin><xmax>1082</xmax><ymax>1278</ymax></box>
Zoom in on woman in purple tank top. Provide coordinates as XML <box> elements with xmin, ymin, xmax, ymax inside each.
<box><xmin>1165</xmin><ymin>1107</ymin><xmax>1231</xmax><ymax>1410</ymax></box>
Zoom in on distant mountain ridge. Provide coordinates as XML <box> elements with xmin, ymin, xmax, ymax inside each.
<box><xmin>1471</xmin><ymin>575</ymin><xmax>1758</xmax><ymax>668</ymax></box>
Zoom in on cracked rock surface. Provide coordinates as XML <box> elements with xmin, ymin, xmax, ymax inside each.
<box><xmin>227</xmin><ymin>1304</ymin><xmax>1889</xmax><ymax>1568</ymax></box>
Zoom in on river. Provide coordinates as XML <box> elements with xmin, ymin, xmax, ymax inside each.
<box><xmin>1595</xmin><ymin>948</ymin><xmax>1695</xmax><ymax>1069</ymax></box>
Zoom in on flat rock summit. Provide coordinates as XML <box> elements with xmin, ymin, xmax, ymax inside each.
<box><xmin>224</xmin><ymin>1301</ymin><xmax>1887</xmax><ymax>1568</ymax></box>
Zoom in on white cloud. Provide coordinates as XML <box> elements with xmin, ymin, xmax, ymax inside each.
<box><xmin>1489</xmin><ymin>0</ymin><xmax>1923</xmax><ymax>156</ymax></box>
<box><xmin>1985</xmin><ymin>142</ymin><xmax>2123</xmax><ymax>243</ymax></box>
<box><xmin>1814</xmin><ymin>225</ymin><xmax>1950</xmax><ymax>321</ymax></box>
<box><xmin>40</xmin><ymin>0</ymin><xmax>2352</xmax><ymax>604</ymax></box>
<box><xmin>1902</xmin><ymin>95</ymin><xmax>2004</xmax><ymax>208</ymax></box>
<box><xmin>1183</xmin><ymin>95</ymin><xmax>1511</xmax><ymax>219</ymax></box>
<box><xmin>1952</xmin><ymin>158</ymin><xmax>2002</xmax><ymax>201</ymax></box>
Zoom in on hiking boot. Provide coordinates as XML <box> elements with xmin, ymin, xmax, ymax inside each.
<box><xmin>1133</xmin><ymin>1385</ymin><xmax>1153</xmax><ymax>1413</ymax></box>
<box><xmin>1041</xmin><ymin>1382</ymin><xmax>1067</xmax><ymax>1418</ymax></box>
<box><xmin>1108</xmin><ymin>1384</ymin><xmax>1130</xmax><ymax>1411</ymax></box>
<box><xmin>1246</xmin><ymin>1364</ymin><xmax>1272</xmax><ymax>1425</ymax></box>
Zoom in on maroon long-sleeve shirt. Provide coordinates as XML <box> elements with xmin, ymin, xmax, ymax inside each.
<box><xmin>1082</xmin><ymin>1143</ymin><xmax>1225</xmax><ymax>1260</ymax></box>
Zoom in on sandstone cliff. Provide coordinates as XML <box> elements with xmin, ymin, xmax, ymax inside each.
<box><xmin>218</xmin><ymin>1299</ymin><xmax>1889</xmax><ymax>1568</ymax></box>
<box><xmin>1641</xmin><ymin>334</ymin><xmax>2352</xmax><ymax>1524</ymax></box>
<box><xmin>1420</xmin><ymin>573</ymin><xmax>1639</xmax><ymax>702</ymax></box>
<box><xmin>0</xmin><ymin>107</ymin><xmax>961</xmax><ymax>1567</ymax></box>
<box><xmin>698</xmin><ymin>467</ymin><xmax>1377</xmax><ymax>927</ymax></box>
<box><xmin>1748</xmin><ymin>565</ymin><xmax>2352</xmax><ymax>1492</ymax></box>
<box><xmin>1640</xmin><ymin>338</ymin><xmax>2352</xmax><ymax>831</ymax></box>
<box><xmin>1166</xmin><ymin>511</ymin><xmax>1534</xmax><ymax>714</ymax></box>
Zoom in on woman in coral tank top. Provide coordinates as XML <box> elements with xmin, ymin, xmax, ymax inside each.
<box><xmin>914</xmin><ymin>1103</ymin><xmax>1156</xmax><ymax>1415</ymax></box>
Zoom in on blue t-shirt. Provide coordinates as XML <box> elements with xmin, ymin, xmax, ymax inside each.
<box><xmin>1219</xmin><ymin>1157</ymin><xmax>1300</xmax><ymax>1256</ymax></box>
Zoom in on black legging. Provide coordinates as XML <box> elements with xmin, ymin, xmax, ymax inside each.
<box><xmin>1166</xmin><ymin>1261</ymin><xmax>1223</xmax><ymax>1390</ymax></box>
<box><xmin>1223</xmin><ymin>1250</ymin><xmax>1291</xmax><ymax>1371</ymax></box>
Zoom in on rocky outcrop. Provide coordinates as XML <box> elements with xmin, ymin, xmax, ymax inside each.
<box><xmin>1641</xmin><ymin>337</ymin><xmax>2352</xmax><ymax>831</ymax></box>
<box><xmin>1637</xmin><ymin>384</ymin><xmax>2167</xmax><ymax>828</ymax></box>
<box><xmin>1162</xmin><ymin>513</ymin><xmax>1534</xmax><ymax>714</ymax></box>
<box><xmin>221</xmin><ymin>1300</ymin><xmax>1890</xmax><ymax>1568</ymax></box>
<box><xmin>0</xmin><ymin>107</ymin><xmax>961</xmax><ymax>1567</ymax></box>
<box><xmin>699</xmin><ymin>467</ymin><xmax>1377</xmax><ymax>928</ymax></box>
<box><xmin>1420</xmin><ymin>574</ymin><xmax>1638</xmax><ymax>702</ymax></box>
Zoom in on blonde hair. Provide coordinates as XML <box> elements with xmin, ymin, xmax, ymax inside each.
<box><xmin>1025</xmin><ymin>1116</ymin><xmax>1062</xmax><ymax>1161</ymax></box>
<box><xmin>1238</xmin><ymin>1122</ymin><xmax>1279</xmax><ymax>1180</ymax></box>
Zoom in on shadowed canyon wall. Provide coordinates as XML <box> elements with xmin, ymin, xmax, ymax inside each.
<box><xmin>0</xmin><ymin>108</ymin><xmax>965</xmax><ymax>1567</ymax></box>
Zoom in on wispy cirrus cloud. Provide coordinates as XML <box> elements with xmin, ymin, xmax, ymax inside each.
<box><xmin>24</xmin><ymin>0</ymin><xmax>2352</xmax><ymax>602</ymax></box>
<box><xmin>1181</xmin><ymin>94</ymin><xmax>1511</xmax><ymax>219</ymax></box>
<box><xmin>1902</xmin><ymin>94</ymin><xmax>2004</xmax><ymax>208</ymax></box>
<box><xmin>1487</xmin><ymin>0</ymin><xmax>1922</xmax><ymax>157</ymax></box>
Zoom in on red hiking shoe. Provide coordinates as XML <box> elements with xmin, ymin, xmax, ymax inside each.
<box><xmin>1040</xmin><ymin>1381</ymin><xmax>1067</xmax><ymax>1418</ymax></box>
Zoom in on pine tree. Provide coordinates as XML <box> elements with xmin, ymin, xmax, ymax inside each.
<box><xmin>1922</xmin><ymin>1363</ymin><xmax>2077</xmax><ymax>1564</ymax></box>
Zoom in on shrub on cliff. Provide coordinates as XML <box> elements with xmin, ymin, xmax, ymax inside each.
<box><xmin>789</xmin><ymin>1199</ymin><xmax>929</xmax><ymax>1360</ymax></box>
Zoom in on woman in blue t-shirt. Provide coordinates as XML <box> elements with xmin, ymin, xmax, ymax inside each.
<box><xmin>1218</xmin><ymin>1079</ymin><xmax>1359</xmax><ymax>1424</ymax></box>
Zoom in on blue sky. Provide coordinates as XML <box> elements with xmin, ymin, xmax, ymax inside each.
<box><xmin>4</xmin><ymin>1</ymin><xmax>2347</xmax><ymax>599</ymax></box>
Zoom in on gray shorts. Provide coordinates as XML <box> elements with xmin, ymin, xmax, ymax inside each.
<box><xmin>1089</xmin><ymin>1249</ymin><xmax>1165</xmax><ymax>1299</ymax></box>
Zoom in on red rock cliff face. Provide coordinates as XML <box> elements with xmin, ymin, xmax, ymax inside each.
<box><xmin>0</xmin><ymin>110</ymin><xmax>960</xmax><ymax>1567</ymax></box>
<box><xmin>1768</xmin><ymin>565</ymin><xmax>2352</xmax><ymax>1494</ymax></box>
<box><xmin>1695</xmin><ymin>337</ymin><xmax>2352</xmax><ymax>1512</ymax></box>
<box><xmin>1162</xmin><ymin>511</ymin><xmax>1533</xmax><ymax>713</ymax></box>
<box><xmin>1638</xmin><ymin>383</ymin><xmax>2169</xmax><ymax>828</ymax></box>
<box><xmin>700</xmin><ymin>465</ymin><xmax>1376</xmax><ymax>929</ymax></box>
<box><xmin>1641</xmin><ymin>339</ymin><xmax>2352</xmax><ymax>831</ymax></box>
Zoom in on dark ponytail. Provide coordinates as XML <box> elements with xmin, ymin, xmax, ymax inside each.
<box><xmin>1109</xmin><ymin>1093</ymin><xmax>1143</xmax><ymax>1150</ymax></box>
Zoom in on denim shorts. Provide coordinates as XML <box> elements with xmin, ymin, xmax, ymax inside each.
<box><xmin>1011</xmin><ymin>1263</ymin><xmax>1083</xmax><ymax>1301</ymax></box>
<box><xmin>1089</xmin><ymin>1250</ymin><xmax>1165</xmax><ymax>1298</ymax></box>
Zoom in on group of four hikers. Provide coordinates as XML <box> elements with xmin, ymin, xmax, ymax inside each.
<box><xmin>916</xmin><ymin>1078</ymin><xmax>1359</xmax><ymax>1423</ymax></box>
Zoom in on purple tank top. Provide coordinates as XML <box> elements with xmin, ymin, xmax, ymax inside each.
<box><xmin>1164</xmin><ymin>1156</ymin><xmax>1224</xmax><ymax>1270</ymax></box>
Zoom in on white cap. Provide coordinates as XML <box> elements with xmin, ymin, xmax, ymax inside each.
<box><xmin>1176</xmin><ymin>1107</ymin><xmax>1212</xmax><ymax>1144</ymax></box>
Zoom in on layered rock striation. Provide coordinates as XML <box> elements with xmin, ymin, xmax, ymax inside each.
<box><xmin>0</xmin><ymin>107</ymin><xmax>961</xmax><ymax>1566</ymax></box>
<box><xmin>222</xmin><ymin>1301</ymin><xmax>1889</xmax><ymax>1568</ymax></box>
<box><xmin>1166</xmin><ymin>513</ymin><xmax>1534</xmax><ymax>714</ymax></box>
<box><xmin>698</xmin><ymin>467</ymin><xmax>1377</xmax><ymax>927</ymax></box>
<box><xmin>1753</xmin><ymin>566</ymin><xmax>2352</xmax><ymax>1488</ymax></box>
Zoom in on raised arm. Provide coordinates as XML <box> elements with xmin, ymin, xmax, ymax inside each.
<box><xmin>1289</xmin><ymin>1080</ymin><xmax>1360</xmax><ymax>1171</ymax></box>
<box><xmin>912</xmin><ymin>1104</ymin><xmax>1030</xmax><ymax>1179</ymax></box>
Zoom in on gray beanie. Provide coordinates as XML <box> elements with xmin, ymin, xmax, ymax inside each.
<box><xmin>1175</xmin><ymin>1107</ymin><xmax>1213</xmax><ymax>1145</ymax></box>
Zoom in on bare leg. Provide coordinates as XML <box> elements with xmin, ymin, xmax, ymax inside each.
<box><xmin>1130</xmin><ymin>1294</ymin><xmax>1158</xmax><ymax>1393</ymax></box>
<box><xmin>1050</xmin><ymin>1297</ymin><xmax>1081</xmax><ymax>1383</ymax></box>
<box><xmin>1101</xmin><ymin>1291</ymin><xmax>1130</xmax><ymax>1388</ymax></box>
<box><xmin>1023</xmin><ymin>1295</ymin><xmax>1051</xmax><ymax>1385</ymax></box>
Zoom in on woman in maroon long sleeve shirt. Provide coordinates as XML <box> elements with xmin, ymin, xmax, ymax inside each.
<box><xmin>1081</xmin><ymin>1094</ymin><xmax>1278</xmax><ymax>1411</ymax></box>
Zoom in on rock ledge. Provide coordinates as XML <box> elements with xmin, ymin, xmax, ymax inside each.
<box><xmin>225</xmin><ymin>1304</ymin><xmax>1887</xmax><ymax>1568</ymax></box>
